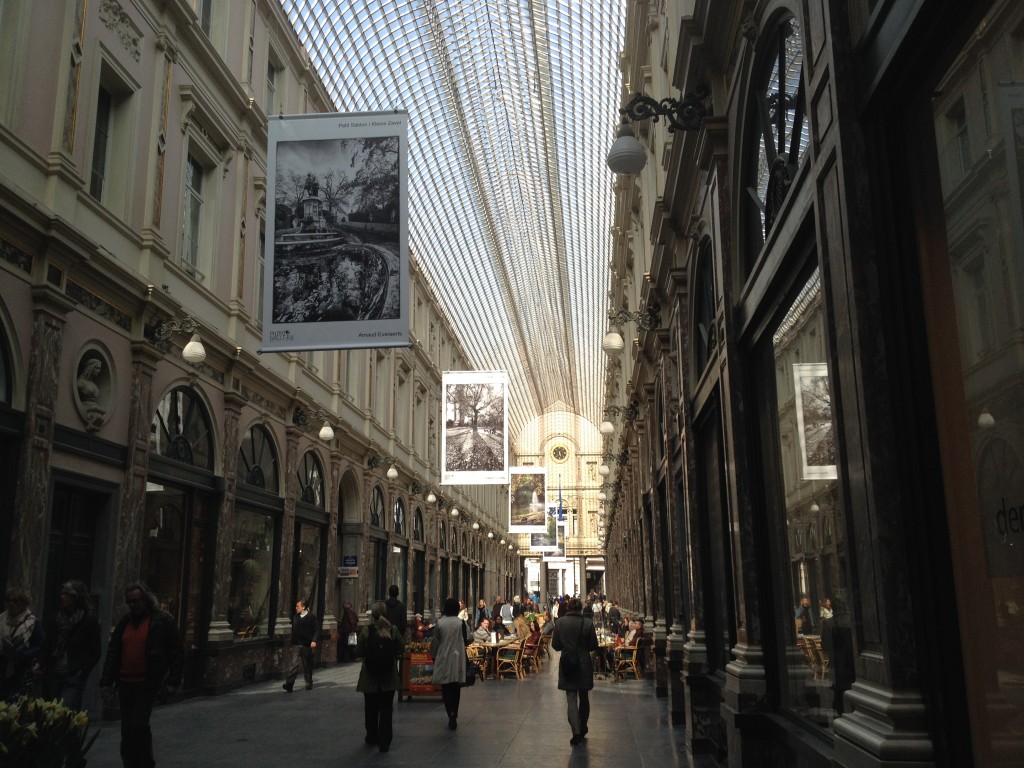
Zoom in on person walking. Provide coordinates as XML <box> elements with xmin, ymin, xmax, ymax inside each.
<box><xmin>0</xmin><ymin>586</ymin><xmax>44</xmax><ymax>702</ymax></box>
<box><xmin>338</xmin><ymin>600</ymin><xmax>359</xmax><ymax>663</ymax></box>
<box><xmin>357</xmin><ymin>601</ymin><xmax>403</xmax><ymax>753</ymax></box>
<box><xmin>551</xmin><ymin>596</ymin><xmax>598</xmax><ymax>746</ymax></box>
<box><xmin>99</xmin><ymin>582</ymin><xmax>185</xmax><ymax>768</ymax></box>
<box><xmin>384</xmin><ymin>585</ymin><xmax>407</xmax><ymax>638</ymax></box>
<box><xmin>37</xmin><ymin>580</ymin><xmax>101</xmax><ymax>710</ymax></box>
<box><xmin>430</xmin><ymin>597</ymin><xmax>472</xmax><ymax>730</ymax></box>
<box><xmin>283</xmin><ymin>597</ymin><xmax>318</xmax><ymax>691</ymax></box>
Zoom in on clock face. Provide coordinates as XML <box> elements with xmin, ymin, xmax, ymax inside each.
<box><xmin>551</xmin><ymin>445</ymin><xmax>569</xmax><ymax>463</ymax></box>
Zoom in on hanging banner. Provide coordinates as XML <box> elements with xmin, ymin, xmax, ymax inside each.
<box><xmin>508</xmin><ymin>467</ymin><xmax>548</xmax><ymax>533</ymax></box>
<box><xmin>441</xmin><ymin>370</ymin><xmax>509</xmax><ymax>485</ymax></box>
<box><xmin>262</xmin><ymin>112</ymin><xmax>410</xmax><ymax>351</ymax></box>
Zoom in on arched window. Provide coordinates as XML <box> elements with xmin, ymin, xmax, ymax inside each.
<box><xmin>296</xmin><ymin>451</ymin><xmax>325</xmax><ymax>507</ymax></box>
<box><xmin>370</xmin><ymin>486</ymin><xmax>385</xmax><ymax>527</ymax></box>
<box><xmin>413</xmin><ymin>509</ymin><xmax>424</xmax><ymax>541</ymax></box>
<box><xmin>693</xmin><ymin>237</ymin><xmax>716</xmax><ymax>378</ymax></box>
<box><xmin>394</xmin><ymin>498</ymin><xmax>406</xmax><ymax>535</ymax></box>
<box><xmin>745</xmin><ymin>14</ymin><xmax>809</xmax><ymax>263</ymax></box>
<box><xmin>439</xmin><ymin>519</ymin><xmax>446</xmax><ymax>549</ymax></box>
<box><xmin>236</xmin><ymin>424</ymin><xmax>279</xmax><ymax>493</ymax></box>
<box><xmin>151</xmin><ymin>386</ymin><xmax>214</xmax><ymax>469</ymax></box>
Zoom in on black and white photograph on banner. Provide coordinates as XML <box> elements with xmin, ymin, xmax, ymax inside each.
<box><xmin>793</xmin><ymin>362</ymin><xmax>838</xmax><ymax>480</ymax></box>
<box><xmin>508</xmin><ymin>467</ymin><xmax>547</xmax><ymax>532</ymax></box>
<box><xmin>542</xmin><ymin>521</ymin><xmax>567</xmax><ymax>561</ymax></box>
<box><xmin>262</xmin><ymin>112</ymin><xmax>410</xmax><ymax>352</ymax></box>
<box><xmin>441</xmin><ymin>370</ymin><xmax>509</xmax><ymax>485</ymax></box>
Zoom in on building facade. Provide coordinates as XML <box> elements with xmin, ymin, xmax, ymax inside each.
<box><xmin>603</xmin><ymin>0</ymin><xmax>1023</xmax><ymax>766</ymax></box>
<box><xmin>0</xmin><ymin>0</ymin><xmax>518</xmax><ymax>710</ymax></box>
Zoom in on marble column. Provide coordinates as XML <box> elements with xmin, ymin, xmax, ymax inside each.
<box><xmin>8</xmin><ymin>286</ymin><xmax>74</xmax><ymax>605</ymax></box>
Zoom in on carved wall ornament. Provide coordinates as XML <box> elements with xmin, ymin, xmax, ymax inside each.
<box><xmin>73</xmin><ymin>345</ymin><xmax>115</xmax><ymax>432</ymax></box>
<box><xmin>99</xmin><ymin>0</ymin><xmax>143</xmax><ymax>62</ymax></box>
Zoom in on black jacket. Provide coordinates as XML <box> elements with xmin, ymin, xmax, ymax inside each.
<box><xmin>42</xmin><ymin>610</ymin><xmax>101</xmax><ymax>677</ymax></box>
<box><xmin>290</xmin><ymin>611</ymin><xmax>318</xmax><ymax>646</ymax></box>
<box><xmin>384</xmin><ymin>597</ymin><xmax>407</xmax><ymax>635</ymax></box>
<box><xmin>100</xmin><ymin>609</ymin><xmax>185</xmax><ymax>688</ymax></box>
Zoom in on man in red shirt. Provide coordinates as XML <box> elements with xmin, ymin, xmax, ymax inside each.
<box><xmin>100</xmin><ymin>583</ymin><xmax>184</xmax><ymax>768</ymax></box>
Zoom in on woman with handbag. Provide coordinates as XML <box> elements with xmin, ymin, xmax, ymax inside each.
<box><xmin>430</xmin><ymin>597</ymin><xmax>472</xmax><ymax>731</ymax></box>
<box><xmin>552</xmin><ymin>596</ymin><xmax>599</xmax><ymax>745</ymax></box>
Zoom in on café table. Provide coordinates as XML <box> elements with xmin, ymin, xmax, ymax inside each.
<box><xmin>594</xmin><ymin>640</ymin><xmax>616</xmax><ymax>678</ymax></box>
<box><xmin>476</xmin><ymin>638</ymin><xmax>514</xmax><ymax>679</ymax></box>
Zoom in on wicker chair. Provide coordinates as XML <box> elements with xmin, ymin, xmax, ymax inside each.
<box><xmin>613</xmin><ymin>644</ymin><xmax>642</xmax><ymax>680</ymax></box>
<box><xmin>495</xmin><ymin>641</ymin><xmax>525</xmax><ymax>679</ymax></box>
<box><xmin>466</xmin><ymin>643</ymin><xmax>489</xmax><ymax>682</ymax></box>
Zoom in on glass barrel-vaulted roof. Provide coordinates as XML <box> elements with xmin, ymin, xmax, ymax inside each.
<box><xmin>281</xmin><ymin>1</ymin><xmax>625</xmax><ymax>447</ymax></box>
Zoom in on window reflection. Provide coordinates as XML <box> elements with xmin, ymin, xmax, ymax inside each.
<box><xmin>228</xmin><ymin>510</ymin><xmax>274</xmax><ymax>639</ymax></box>
<box><xmin>772</xmin><ymin>268</ymin><xmax>854</xmax><ymax>725</ymax></box>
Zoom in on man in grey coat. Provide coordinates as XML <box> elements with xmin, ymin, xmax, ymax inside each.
<box><xmin>551</xmin><ymin>596</ymin><xmax>599</xmax><ymax>745</ymax></box>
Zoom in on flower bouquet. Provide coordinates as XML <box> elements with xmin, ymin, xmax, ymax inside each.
<box><xmin>0</xmin><ymin>696</ymin><xmax>98</xmax><ymax>767</ymax></box>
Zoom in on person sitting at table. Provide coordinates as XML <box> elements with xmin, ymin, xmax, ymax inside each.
<box><xmin>492</xmin><ymin>615</ymin><xmax>508</xmax><ymax>638</ymax></box>
<box><xmin>541</xmin><ymin>610</ymin><xmax>555</xmax><ymax>635</ymax></box>
<box><xmin>525</xmin><ymin>619</ymin><xmax>541</xmax><ymax>649</ymax></box>
<box><xmin>473</xmin><ymin>617</ymin><xmax>492</xmax><ymax>644</ymax></box>
<box><xmin>512</xmin><ymin>614</ymin><xmax>531</xmax><ymax>640</ymax></box>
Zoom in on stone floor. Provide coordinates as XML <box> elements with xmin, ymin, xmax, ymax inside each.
<box><xmin>85</xmin><ymin>652</ymin><xmax>692</xmax><ymax>767</ymax></box>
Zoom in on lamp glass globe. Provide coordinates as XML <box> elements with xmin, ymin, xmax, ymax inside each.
<box><xmin>602</xmin><ymin>331</ymin><xmax>625</xmax><ymax>356</ymax></box>
<box><xmin>182</xmin><ymin>334</ymin><xmax>206</xmax><ymax>364</ymax></box>
<box><xmin>600</xmin><ymin>421</ymin><xmax>615</xmax><ymax>435</ymax></box>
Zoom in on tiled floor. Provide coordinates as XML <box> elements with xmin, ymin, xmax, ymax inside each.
<box><xmin>85</xmin><ymin>652</ymin><xmax>690</xmax><ymax>767</ymax></box>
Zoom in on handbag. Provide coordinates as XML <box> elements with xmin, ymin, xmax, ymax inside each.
<box><xmin>462</xmin><ymin>657</ymin><xmax>478</xmax><ymax>687</ymax></box>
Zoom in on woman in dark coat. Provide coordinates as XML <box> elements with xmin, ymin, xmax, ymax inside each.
<box><xmin>356</xmin><ymin>601</ymin><xmax>404</xmax><ymax>753</ymax></box>
<box><xmin>39</xmin><ymin>580</ymin><xmax>101</xmax><ymax>710</ymax></box>
<box><xmin>430</xmin><ymin>597</ymin><xmax>471</xmax><ymax>730</ymax></box>
<box><xmin>551</xmin><ymin>596</ymin><xmax>599</xmax><ymax>745</ymax></box>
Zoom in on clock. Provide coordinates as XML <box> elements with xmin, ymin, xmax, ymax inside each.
<box><xmin>551</xmin><ymin>445</ymin><xmax>569</xmax><ymax>463</ymax></box>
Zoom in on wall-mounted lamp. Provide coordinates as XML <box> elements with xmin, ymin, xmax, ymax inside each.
<box><xmin>606</xmin><ymin>85</ymin><xmax>710</xmax><ymax>174</ymax></box>
<box><xmin>508</xmin><ymin>544</ymin><xmax>513</xmax><ymax>550</ymax></box>
<box><xmin>599</xmin><ymin>420</ymin><xmax>615</xmax><ymax>435</ymax></box>
<box><xmin>152</xmin><ymin>316</ymin><xmax>207</xmax><ymax>364</ymax></box>
<box><xmin>487</xmin><ymin>531</ymin><xmax>494</xmax><ymax>539</ymax></box>
<box><xmin>426</xmin><ymin>490</ymin><xmax>437</xmax><ymax>504</ymax></box>
<box><xmin>368</xmin><ymin>453</ymin><xmax>399</xmax><ymax>480</ymax></box>
<box><xmin>597</xmin><ymin>491</ymin><xmax>607</xmax><ymax>501</ymax></box>
<box><xmin>604</xmin><ymin>400</ymin><xmax>640</xmax><ymax>422</ymax></box>
<box><xmin>450</xmin><ymin>506</ymin><xmax>460</xmax><ymax>517</ymax></box>
<box><xmin>499</xmin><ymin>538</ymin><xmax>506</xmax><ymax>545</ymax></box>
<box><xmin>602</xmin><ymin>330</ymin><xmax>626</xmax><ymax>357</ymax></box>
<box><xmin>608</xmin><ymin>303</ymin><xmax>661</xmax><ymax>332</ymax></box>
<box><xmin>292</xmin><ymin>406</ymin><xmax>335</xmax><ymax>441</ymax></box>
<box><xmin>598</xmin><ymin>464</ymin><xmax>610</xmax><ymax>477</ymax></box>
<box><xmin>472</xmin><ymin>521</ymin><xmax>480</xmax><ymax>531</ymax></box>
<box><xmin>978</xmin><ymin>407</ymin><xmax>996</xmax><ymax>429</ymax></box>
<box><xmin>810</xmin><ymin>502</ymin><xmax>820</xmax><ymax>513</ymax></box>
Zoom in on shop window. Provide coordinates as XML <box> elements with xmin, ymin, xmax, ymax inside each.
<box><xmin>413</xmin><ymin>508</ymin><xmax>424</xmax><ymax>541</ymax></box>
<box><xmin>370</xmin><ymin>486</ymin><xmax>384</xmax><ymax>527</ymax></box>
<box><xmin>227</xmin><ymin>509</ymin><xmax>275</xmax><ymax>640</ymax></box>
<box><xmin>745</xmin><ymin>14</ymin><xmax>810</xmax><ymax>267</ymax></box>
<box><xmin>236</xmin><ymin>423</ymin><xmax>279</xmax><ymax>493</ymax></box>
<box><xmin>924</xmin><ymin>14</ymin><xmax>1024</xmax><ymax>759</ymax></box>
<box><xmin>766</xmin><ymin>267</ymin><xmax>852</xmax><ymax>727</ymax></box>
<box><xmin>393</xmin><ymin>497</ymin><xmax>405</xmax><ymax>535</ymax></box>
<box><xmin>296</xmin><ymin>451</ymin><xmax>324</xmax><ymax>507</ymax></box>
<box><xmin>293</xmin><ymin>521</ymin><xmax>323</xmax><ymax>610</ymax></box>
<box><xmin>693</xmin><ymin>237</ymin><xmax>716</xmax><ymax>379</ymax></box>
<box><xmin>150</xmin><ymin>386</ymin><xmax>214</xmax><ymax>470</ymax></box>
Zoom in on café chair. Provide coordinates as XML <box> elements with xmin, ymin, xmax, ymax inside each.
<box><xmin>495</xmin><ymin>641</ymin><xmax>525</xmax><ymax>680</ymax></box>
<box><xmin>614</xmin><ymin>644</ymin><xmax>642</xmax><ymax>680</ymax></box>
<box><xmin>466</xmin><ymin>643</ymin><xmax>489</xmax><ymax>682</ymax></box>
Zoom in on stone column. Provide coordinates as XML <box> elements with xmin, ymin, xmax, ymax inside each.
<box><xmin>8</xmin><ymin>286</ymin><xmax>74</xmax><ymax>604</ymax></box>
<box><xmin>207</xmin><ymin>392</ymin><xmax>244</xmax><ymax>646</ymax></box>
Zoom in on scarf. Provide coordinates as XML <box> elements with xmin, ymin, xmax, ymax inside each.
<box><xmin>53</xmin><ymin>607</ymin><xmax>86</xmax><ymax>661</ymax></box>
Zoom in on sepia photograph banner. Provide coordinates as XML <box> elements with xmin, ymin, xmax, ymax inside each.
<box><xmin>261</xmin><ymin>112</ymin><xmax>410</xmax><ymax>352</ymax></box>
<box><xmin>441</xmin><ymin>370</ymin><xmax>509</xmax><ymax>485</ymax></box>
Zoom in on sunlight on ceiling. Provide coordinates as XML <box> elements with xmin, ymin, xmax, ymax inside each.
<box><xmin>281</xmin><ymin>0</ymin><xmax>625</xmax><ymax>452</ymax></box>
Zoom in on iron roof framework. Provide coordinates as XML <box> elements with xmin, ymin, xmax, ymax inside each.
<box><xmin>282</xmin><ymin>0</ymin><xmax>625</xmax><ymax>449</ymax></box>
